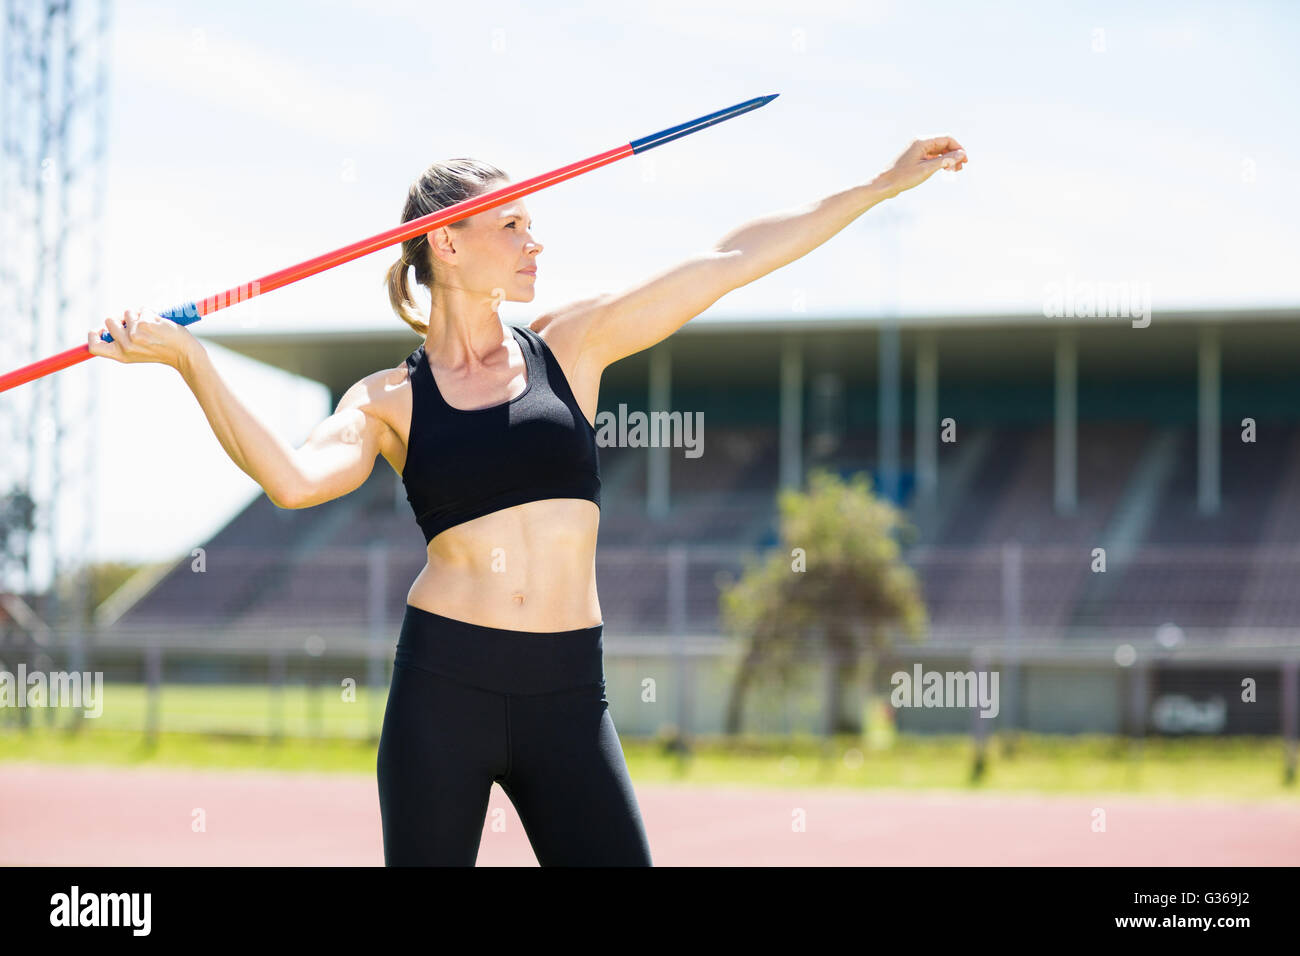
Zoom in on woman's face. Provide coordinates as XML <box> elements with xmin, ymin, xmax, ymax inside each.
<box><xmin>451</xmin><ymin>185</ymin><xmax>543</xmax><ymax>304</ymax></box>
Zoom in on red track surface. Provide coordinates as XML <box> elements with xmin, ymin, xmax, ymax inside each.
<box><xmin>2</xmin><ymin>763</ymin><xmax>1297</xmax><ymax>866</ymax></box>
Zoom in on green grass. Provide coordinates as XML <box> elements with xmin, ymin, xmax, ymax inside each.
<box><xmin>636</xmin><ymin>732</ymin><xmax>1299</xmax><ymax>800</ymax></box>
<box><xmin>4</xmin><ymin>681</ymin><xmax>1294</xmax><ymax>798</ymax></box>
<box><xmin>3</xmin><ymin>719</ymin><xmax>1296</xmax><ymax>800</ymax></box>
<box><xmin>3</xmin><ymin>682</ymin><xmax>384</xmax><ymax>739</ymax></box>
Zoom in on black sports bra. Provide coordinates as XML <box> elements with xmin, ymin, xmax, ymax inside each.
<box><xmin>401</xmin><ymin>323</ymin><xmax>601</xmax><ymax>545</ymax></box>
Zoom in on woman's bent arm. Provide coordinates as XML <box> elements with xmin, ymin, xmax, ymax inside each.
<box><xmin>178</xmin><ymin>342</ymin><xmax>385</xmax><ymax>509</ymax></box>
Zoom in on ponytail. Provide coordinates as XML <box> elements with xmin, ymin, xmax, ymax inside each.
<box><xmin>386</xmin><ymin>249</ymin><xmax>428</xmax><ymax>337</ymax></box>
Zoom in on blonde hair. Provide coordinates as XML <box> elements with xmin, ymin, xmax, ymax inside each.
<box><xmin>384</xmin><ymin>158</ymin><xmax>510</xmax><ymax>336</ymax></box>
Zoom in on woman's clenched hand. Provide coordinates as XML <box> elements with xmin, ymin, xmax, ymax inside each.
<box><xmin>874</xmin><ymin>136</ymin><xmax>968</xmax><ymax>198</ymax></box>
<box><xmin>88</xmin><ymin>308</ymin><xmax>200</xmax><ymax>371</ymax></box>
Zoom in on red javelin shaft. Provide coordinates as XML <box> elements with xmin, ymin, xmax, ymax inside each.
<box><xmin>0</xmin><ymin>93</ymin><xmax>778</xmax><ymax>394</ymax></box>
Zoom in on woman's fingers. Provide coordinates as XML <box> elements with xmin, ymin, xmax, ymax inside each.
<box><xmin>881</xmin><ymin>136</ymin><xmax>968</xmax><ymax>197</ymax></box>
<box><xmin>919</xmin><ymin>135</ymin><xmax>963</xmax><ymax>157</ymax></box>
<box><xmin>921</xmin><ymin>139</ymin><xmax>967</xmax><ymax>171</ymax></box>
<box><xmin>89</xmin><ymin>307</ymin><xmax>192</xmax><ymax>368</ymax></box>
<box><xmin>108</xmin><ymin>314</ymin><xmax>133</xmax><ymax>350</ymax></box>
<box><xmin>121</xmin><ymin>308</ymin><xmax>140</xmax><ymax>342</ymax></box>
<box><xmin>88</xmin><ymin>323</ymin><xmax>123</xmax><ymax>360</ymax></box>
<box><xmin>914</xmin><ymin>136</ymin><xmax>968</xmax><ymax>171</ymax></box>
<box><xmin>940</xmin><ymin>148</ymin><xmax>968</xmax><ymax>169</ymax></box>
<box><xmin>90</xmin><ymin>314</ymin><xmax>132</xmax><ymax>361</ymax></box>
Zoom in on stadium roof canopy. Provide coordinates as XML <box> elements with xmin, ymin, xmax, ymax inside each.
<box><xmin>196</xmin><ymin>305</ymin><xmax>1300</xmax><ymax>403</ymax></box>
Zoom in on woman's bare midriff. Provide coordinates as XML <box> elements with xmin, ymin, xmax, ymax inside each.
<box><xmin>377</xmin><ymin>323</ymin><xmax>603</xmax><ymax>634</ymax></box>
<box><xmin>405</xmin><ymin>497</ymin><xmax>602</xmax><ymax>632</ymax></box>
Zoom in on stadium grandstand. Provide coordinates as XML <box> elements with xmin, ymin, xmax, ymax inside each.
<box><xmin>82</xmin><ymin>305</ymin><xmax>1300</xmax><ymax>738</ymax></box>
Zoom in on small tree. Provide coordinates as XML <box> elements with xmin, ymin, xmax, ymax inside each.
<box><xmin>721</xmin><ymin>468</ymin><xmax>927</xmax><ymax>736</ymax></box>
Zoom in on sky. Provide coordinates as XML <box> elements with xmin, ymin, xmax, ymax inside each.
<box><xmin>7</xmin><ymin>0</ymin><xmax>1300</xmax><ymax>574</ymax></box>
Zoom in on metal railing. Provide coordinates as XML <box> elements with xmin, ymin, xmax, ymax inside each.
<box><xmin>2</xmin><ymin>544</ymin><xmax>1299</xmax><ymax>751</ymax></box>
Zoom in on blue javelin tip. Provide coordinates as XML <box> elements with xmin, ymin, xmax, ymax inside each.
<box><xmin>629</xmin><ymin>94</ymin><xmax>780</xmax><ymax>155</ymax></box>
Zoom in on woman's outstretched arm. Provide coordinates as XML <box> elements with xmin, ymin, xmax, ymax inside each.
<box><xmin>570</xmin><ymin>135</ymin><xmax>968</xmax><ymax>370</ymax></box>
<box><xmin>712</xmin><ymin>135</ymin><xmax>967</xmax><ymax>287</ymax></box>
<box><xmin>88</xmin><ymin>310</ymin><xmax>392</xmax><ymax>509</ymax></box>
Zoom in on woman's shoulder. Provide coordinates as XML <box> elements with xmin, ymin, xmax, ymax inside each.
<box><xmin>339</xmin><ymin>357</ymin><xmax>416</xmax><ymax>412</ymax></box>
<box><xmin>527</xmin><ymin>294</ymin><xmax>609</xmax><ymax>372</ymax></box>
<box><xmin>333</xmin><ymin>359</ymin><xmax>414</xmax><ymax>448</ymax></box>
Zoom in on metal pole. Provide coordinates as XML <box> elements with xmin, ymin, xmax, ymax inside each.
<box><xmin>1198</xmin><ymin>324</ymin><xmax>1221</xmax><ymax>515</ymax></box>
<box><xmin>1129</xmin><ymin>659</ymin><xmax>1149</xmax><ymax>746</ymax></box>
<box><xmin>1001</xmin><ymin>541</ymin><xmax>1021</xmax><ymax>750</ymax></box>
<box><xmin>878</xmin><ymin>322</ymin><xmax>900</xmax><ymax>503</ymax></box>
<box><xmin>915</xmin><ymin>330</ymin><xmax>938</xmax><ymax>506</ymax></box>
<box><xmin>145</xmin><ymin>641</ymin><xmax>162</xmax><ymax>744</ymax></box>
<box><xmin>648</xmin><ymin>344</ymin><xmax>671</xmax><ymax>519</ymax></box>
<box><xmin>971</xmin><ymin>646</ymin><xmax>990</xmax><ymax>781</ymax></box>
<box><xmin>779</xmin><ymin>335</ymin><xmax>803</xmax><ymax>490</ymax></box>
<box><xmin>367</xmin><ymin>543</ymin><xmax>388</xmax><ymax>737</ymax></box>
<box><xmin>1055</xmin><ymin>328</ymin><xmax>1077</xmax><ymax>514</ymax></box>
<box><xmin>668</xmin><ymin>544</ymin><xmax>689</xmax><ymax>743</ymax></box>
<box><xmin>269</xmin><ymin>647</ymin><xmax>286</xmax><ymax>743</ymax></box>
<box><xmin>1282</xmin><ymin>658</ymin><xmax>1298</xmax><ymax>784</ymax></box>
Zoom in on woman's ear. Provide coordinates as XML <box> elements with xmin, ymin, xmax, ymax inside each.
<box><xmin>427</xmin><ymin>227</ymin><xmax>457</xmax><ymax>264</ymax></box>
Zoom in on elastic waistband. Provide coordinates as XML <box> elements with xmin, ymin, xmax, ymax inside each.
<box><xmin>394</xmin><ymin>604</ymin><xmax>605</xmax><ymax>696</ymax></box>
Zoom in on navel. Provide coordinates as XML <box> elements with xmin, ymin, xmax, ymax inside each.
<box><xmin>510</xmin><ymin>591</ymin><xmax>526</xmax><ymax>607</ymax></box>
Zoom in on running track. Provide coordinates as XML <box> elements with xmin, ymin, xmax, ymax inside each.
<box><xmin>2</xmin><ymin>763</ymin><xmax>1297</xmax><ymax>865</ymax></box>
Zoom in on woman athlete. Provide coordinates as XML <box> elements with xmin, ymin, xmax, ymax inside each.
<box><xmin>88</xmin><ymin>136</ymin><xmax>967</xmax><ymax>866</ymax></box>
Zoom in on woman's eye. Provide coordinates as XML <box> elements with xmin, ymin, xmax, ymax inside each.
<box><xmin>507</xmin><ymin>222</ymin><xmax>516</xmax><ymax>228</ymax></box>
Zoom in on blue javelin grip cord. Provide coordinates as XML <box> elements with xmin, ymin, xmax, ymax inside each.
<box><xmin>99</xmin><ymin>302</ymin><xmax>201</xmax><ymax>343</ymax></box>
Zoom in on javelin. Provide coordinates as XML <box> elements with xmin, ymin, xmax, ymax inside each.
<box><xmin>0</xmin><ymin>93</ymin><xmax>778</xmax><ymax>394</ymax></box>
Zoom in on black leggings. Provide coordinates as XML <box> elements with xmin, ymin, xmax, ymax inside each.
<box><xmin>376</xmin><ymin>604</ymin><xmax>653</xmax><ymax>866</ymax></box>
